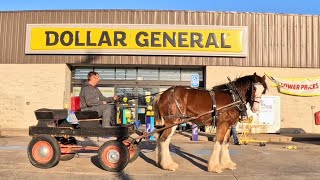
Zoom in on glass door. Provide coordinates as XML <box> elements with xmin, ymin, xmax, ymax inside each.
<box><xmin>115</xmin><ymin>87</ymin><xmax>137</xmax><ymax>125</ymax></box>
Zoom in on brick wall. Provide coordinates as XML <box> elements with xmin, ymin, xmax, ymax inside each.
<box><xmin>0</xmin><ymin>64</ymin><xmax>70</xmax><ymax>128</ymax></box>
<box><xmin>206</xmin><ymin>66</ymin><xmax>320</xmax><ymax>133</ymax></box>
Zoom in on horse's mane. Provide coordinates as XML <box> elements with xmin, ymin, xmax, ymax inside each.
<box><xmin>211</xmin><ymin>75</ymin><xmax>256</xmax><ymax>92</ymax></box>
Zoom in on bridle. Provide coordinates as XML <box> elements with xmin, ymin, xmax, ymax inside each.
<box><xmin>249</xmin><ymin>82</ymin><xmax>264</xmax><ymax>104</ymax></box>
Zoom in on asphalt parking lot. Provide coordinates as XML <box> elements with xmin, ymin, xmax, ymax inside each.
<box><xmin>1</xmin><ymin>133</ymin><xmax>320</xmax><ymax>180</ymax></box>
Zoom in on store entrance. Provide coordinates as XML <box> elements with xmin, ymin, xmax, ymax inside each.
<box><xmin>116</xmin><ymin>86</ymin><xmax>170</xmax><ymax>125</ymax></box>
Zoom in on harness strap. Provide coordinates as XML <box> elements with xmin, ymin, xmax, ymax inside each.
<box><xmin>226</xmin><ymin>81</ymin><xmax>248</xmax><ymax>117</ymax></box>
<box><xmin>165</xmin><ymin>87</ymin><xmax>189</xmax><ymax>120</ymax></box>
<box><xmin>209</xmin><ymin>90</ymin><xmax>218</xmax><ymax>127</ymax></box>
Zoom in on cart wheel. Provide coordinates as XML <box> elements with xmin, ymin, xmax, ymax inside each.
<box><xmin>59</xmin><ymin>137</ymin><xmax>77</xmax><ymax>161</ymax></box>
<box><xmin>98</xmin><ymin>140</ymin><xmax>129</xmax><ymax>172</ymax></box>
<box><xmin>27</xmin><ymin>135</ymin><xmax>61</xmax><ymax>169</ymax></box>
<box><xmin>243</xmin><ymin>141</ymin><xmax>248</xmax><ymax>145</ymax></box>
<box><xmin>122</xmin><ymin>139</ymin><xmax>140</xmax><ymax>163</ymax></box>
<box><xmin>128</xmin><ymin>144</ymin><xmax>140</xmax><ymax>163</ymax></box>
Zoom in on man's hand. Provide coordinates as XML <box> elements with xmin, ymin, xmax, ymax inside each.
<box><xmin>114</xmin><ymin>95</ymin><xmax>119</xmax><ymax>101</ymax></box>
<box><xmin>102</xmin><ymin>101</ymin><xmax>107</xmax><ymax>104</ymax></box>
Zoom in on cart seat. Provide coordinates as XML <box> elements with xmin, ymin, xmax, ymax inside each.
<box><xmin>75</xmin><ymin>111</ymin><xmax>99</xmax><ymax>119</ymax></box>
<box><xmin>71</xmin><ymin>96</ymin><xmax>100</xmax><ymax>120</ymax></box>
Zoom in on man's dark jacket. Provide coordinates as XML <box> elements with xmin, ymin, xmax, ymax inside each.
<box><xmin>79</xmin><ymin>82</ymin><xmax>114</xmax><ymax>109</ymax></box>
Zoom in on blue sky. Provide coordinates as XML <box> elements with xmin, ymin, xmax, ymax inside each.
<box><xmin>1</xmin><ymin>0</ymin><xmax>320</xmax><ymax>15</ymax></box>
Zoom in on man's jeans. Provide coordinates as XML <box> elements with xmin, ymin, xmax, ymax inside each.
<box><xmin>230</xmin><ymin>126</ymin><xmax>239</xmax><ymax>144</ymax></box>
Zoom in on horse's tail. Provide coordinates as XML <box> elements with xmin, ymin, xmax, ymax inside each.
<box><xmin>153</xmin><ymin>93</ymin><xmax>165</xmax><ymax>127</ymax></box>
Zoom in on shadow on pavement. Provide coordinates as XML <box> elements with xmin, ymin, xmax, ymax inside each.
<box><xmin>138</xmin><ymin>141</ymin><xmax>208</xmax><ymax>171</ymax></box>
<box><xmin>90</xmin><ymin>155</ymin><xmax>132</xmax><ymax>179</ymax></box>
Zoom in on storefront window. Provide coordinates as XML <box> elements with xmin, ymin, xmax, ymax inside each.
<box><xmin>138</xmin><ymin>87</ymin><xmax>159</xmax><ymax>106</ymax></box>
<box><xmin>95</xmin><ymin>68</ymin><xmax>115</xmax><ymax>80</ymax></box>
<box><xmin>137</xmin><ymin>69</ymin><xmax>158</xmax><ymax>80</ymax></box>
<box><xmin>116</xmin><ymin>68</ymin><xmax>137</xmax><ymax>80</ymax></box>
<box><xmin>74</xmin><ymin>68</ymin><xmax>93</xmax><ymax>79</ymax></box>
<box><xmin>159</xmin><ymin>69</ymin><xmax>180</xmax><ymax>81</ymax></box>
<box><xmin>116</xmin><ymin>87</ymin><xmax>136</xmax><ymax>106</ymax></box>
<box><xmin>181</xmin><ymin>69</ymin><xmax>204</xmax><ymax>81</ymax></box>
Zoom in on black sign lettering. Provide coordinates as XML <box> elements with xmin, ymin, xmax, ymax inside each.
<box><xmin>178</xmin><ymin>32</ymin><xmax>188</xmax><ymax>47</ymax></box>
<box><xmin>86</xmin><ymin>31</ymin><xmax>97</xmax><ymax>46</ymax></box>
<box><xmin>60</xmin><ymin>31</ymin><xmax>73</xmax><ymax>46</ymax></box>
<box><xmin>163</xmin><ymin>32</ymin><xmax>176</xmax><ymax>47</ymax></box>
<box><xmin>75</xmin><ymin>31</ymin><xmax>85</xmax><ymax>46</ymax></box>
<box><xmin>151</xmin><ymin>32</ymin><xmax>161</xmax><ymax>47</ymax></box>
<box><xmin>114</xmin><ymin>31</ymin><xmax>127</xmax><ymax>46</ymax></box>
<box><xmin>190</xmin><ymin>32</ymin><xmax>204</xmax><ymax>48</ymax></box>
<box><xmin>136</xmin><ymin>32</ymin><xmax>149</xmax><ymax>47</ymax></box>
<box><xmin>45</xmin><ymin>31</ymin><xmax>59</xmax><ymax>46</ymax></box>
<box><xmin>205</xmin><ymin>33</ymin><xmax>219</xmax><ymax>48</ymax></box>
<box><xmin>221</xmin><ymin>33</ymin><xmax>231</xmax><ymax>48</ymax></box>
<box><xmin>98</xmin><ymin>31</ymin><xmax>112</xmax><ymax>46</ymax></box>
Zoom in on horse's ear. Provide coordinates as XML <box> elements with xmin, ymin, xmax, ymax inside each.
<box><xmin>262</xmin><ymin>75</ymin><xmax>266</xmax><ymax>80</ymax></box>
<box><xmin>253</xmin><ymin>72</ymin><xmax>257</xmax><ymax>76</ymax></box>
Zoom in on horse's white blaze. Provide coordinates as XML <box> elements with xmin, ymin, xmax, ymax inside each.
<box><xmin>252</xmin><ymin>84</ymin><xmax>264</xmax><ymax>113</ymax></box>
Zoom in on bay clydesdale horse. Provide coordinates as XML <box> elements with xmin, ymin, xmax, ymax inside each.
<box><xmin>153</xmin><ymin>73</ymin><xmax>268</xmax><ymax>173</ymax></box>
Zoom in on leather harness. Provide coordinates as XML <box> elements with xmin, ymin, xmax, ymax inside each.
<box><xmin>164</xmin><ymin>81</ymin><xmax>257</xmax><ymax>127</ymax></box>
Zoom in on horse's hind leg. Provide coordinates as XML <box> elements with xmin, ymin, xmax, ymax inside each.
<box><xmin>220</xmin><ymin>128</ymin><xmax>237</xmax><ymax>170</ymax></box>
<box><xmin>208</xmin><ymin>123</ymin><xmax>229</xmax><ymax>173</ymax></box>
<box><xmin>154</xmin><ymin>132</ymin><xmax>161</xmax><ymax>166</ymax></box>
<box><xmin>157</xmin><ymin>125</ymin><xmax>179</xmax><ymax>171</ymax></box>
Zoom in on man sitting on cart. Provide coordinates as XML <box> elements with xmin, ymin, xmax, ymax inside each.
<box><xmin>79</xmin><ymin>71</ymin><xmax>119</xmax><ymax>127</ymax></box>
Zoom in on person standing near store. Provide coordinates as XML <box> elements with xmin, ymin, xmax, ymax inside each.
<box><xmin>230</xmin><ymin>123</ymin><xmax>240</xmax><ymax>145</ymax></box>
<box><xmin>79</xmin><ymin>71</ymin><xmax>119</xmax><ymax>127</ymax></box>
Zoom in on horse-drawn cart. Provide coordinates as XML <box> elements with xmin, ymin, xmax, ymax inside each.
<box><xmin>27</xmin><ymin>108</ymin><xmax>141</xmax><ymax>172</ymax></box>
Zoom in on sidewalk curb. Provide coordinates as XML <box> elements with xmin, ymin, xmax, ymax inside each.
<box><xmin>0</xmin><ymin>128</ymin><xmax>29</xmax><ymax>137</ymax></box>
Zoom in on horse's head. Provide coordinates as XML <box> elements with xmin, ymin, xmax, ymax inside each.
<box><xmin>246</xmin><ymin>72</ymin><xmax>268</xmax><ymax>113</ymax></box>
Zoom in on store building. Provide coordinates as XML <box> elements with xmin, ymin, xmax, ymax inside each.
<box><xmin>0</xmin><ymin>9</ymin><xmax>320</xmax><ymax>133</ymax></box>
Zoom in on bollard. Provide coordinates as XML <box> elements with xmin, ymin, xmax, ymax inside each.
<box><xmin>192</xmin><ymin>124</ymin><xmax>198</xmax><ymax>141</ymax></box>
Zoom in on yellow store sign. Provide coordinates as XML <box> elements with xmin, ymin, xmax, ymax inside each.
<box><xmin>25</xmin><ymin>24</ymin><xmax>248</xmax><ymax>57</ymax></box>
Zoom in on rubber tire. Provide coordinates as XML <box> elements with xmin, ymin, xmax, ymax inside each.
<box><xmin>59</xmin><ymin>137</ymin><xmax>76</xmax><ymax>161</ymax></box>
<box><xmin>98</xmin><ymin>140</ymin><xmax>129</xmax><ymax>172</ymax></box>
<box><xmin>60</xmin><ymin>153</ymin><xmax>75</xmax><ymax>161</ymax></box>
<box><xmin>122</xmin><ymin>139</ymin><xmax>140</xmax><ymax>163</ymax></box>
<box><xmin>243</xmin><ymin>141</ymin><xmax>248</xmax><ymax>145</ymax></box>
<box><xmin>128</xmin><ymin>144</ymin><xmax>140</xmax><ymax>163</ymax></box>
<box><xmin>27</xmin><ymin>135</ymin><xmax>61</xmax><ymax>169</ymax></box>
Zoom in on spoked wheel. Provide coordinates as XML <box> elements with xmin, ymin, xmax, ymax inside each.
<box><xmin>123</xmin><ymin>139</ymin><xmax>140</xmax><ymax>163</ymax></box>
<box><xmin>98</xmin><ymin>140</ymin><xmax>129</xmax><ymax>172</ymax></box>
<box><xmin>27</xmin><ymin>135</ymin><xmax>61</xmax><ymax>169</ymax></box>
<box><xmin>56</xmin><ymin>137</ymin><xmax>77</xmax><ymax>161</ymax></box>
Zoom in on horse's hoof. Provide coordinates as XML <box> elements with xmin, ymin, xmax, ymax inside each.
<box><xmin>221</xmin><ymin>162</ymin><xmax>237</xmax><ymax>170</ymax></box>
<box><xmin>161</xmin><ymin>161</ymin><xmax>179</xmax><ymax>171</ymax></box>
<box><xmin>208</xmin><ymin>164</ymin><xmax>223</xmax><ymax>173</ymax></box>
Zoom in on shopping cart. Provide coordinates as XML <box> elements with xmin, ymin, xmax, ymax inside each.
<box><xmin>239</xmin><ymin>116</ymin><xmax>267</xmax><ymax>146</ymax></box>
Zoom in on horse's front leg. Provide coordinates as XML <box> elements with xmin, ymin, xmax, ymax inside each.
<box><xmin>157</xmin><ymin>125</ymin><xmax>179</xmax><ymax>171</ymax></box>
<box><xmin>208</xmin><ymin>123</ymin><xmax>229</xmax><ymax>173</ymax></box>
<box><xmin>220</xmin><ymin>128</ymin><xmax>237</xmax><ymax>170</ymax></box>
